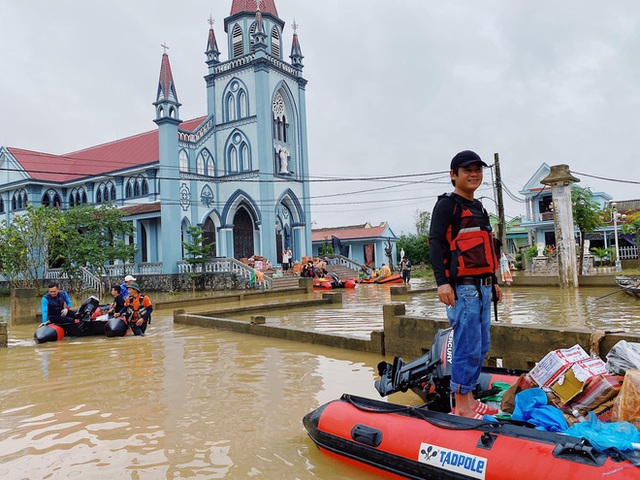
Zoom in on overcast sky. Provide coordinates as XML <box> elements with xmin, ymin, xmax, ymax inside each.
<box><xmin>1</xmin><ymin>1</ymin><xmax>639</xmax><ymax>235</ymax></box>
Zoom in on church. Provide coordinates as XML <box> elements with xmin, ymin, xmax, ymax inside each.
<box><xmin>0</xmin><ymin>0</ymin><xmax>312</xmax><ymax>275</ymax></box>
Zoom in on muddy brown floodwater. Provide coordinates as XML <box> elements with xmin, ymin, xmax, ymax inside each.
<box><xmin>0</xmin><ymin>280</ymin><xmax>637</xmax><ymax>479</ymax></box>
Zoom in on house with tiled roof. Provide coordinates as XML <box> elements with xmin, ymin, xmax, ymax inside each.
<box><xmin>517</xmin><ymin>163</ymin><xmax>638</xmax><ymax>263</ymax></box>
<box><xmin>312</xmin><ymin>222</ymin><xmax>398</xmax><ymax>269</ymax></box>
<box><xmin>0</xmin><ymin>0</ymin><xmax>312</xmax><ymax>275</ymax></box>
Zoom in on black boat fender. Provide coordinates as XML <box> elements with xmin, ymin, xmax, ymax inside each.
<box><xmin>34</xmin><ymin>322</ymin><xmax>65</xmax><ymax>344</ymax></box>
<box><xmin>105</xmin><ymin>316</ymin><xmax>129</xmax><ymax>337</ymax></box>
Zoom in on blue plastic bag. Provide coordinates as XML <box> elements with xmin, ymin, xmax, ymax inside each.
<box><xmin>511</xmin><ymin>388</ymin><xmax>569</xmax><ymax>432</ymax></box>
<box><xmin>565</xmin><ymin>411</ymin><xmax>640</xmax><ymax>452</ymax></box>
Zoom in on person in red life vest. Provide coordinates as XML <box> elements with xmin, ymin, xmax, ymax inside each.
<box><xmin>428</xmin><ymin>150</ymin><xmax>502</xmax><ymax>419</ymax></box>
<box><xmin>41</xmin><ymin>282</ymin><xmax>76</xmax><ymax>324</ymax></box>
<box><xmin>118</xmin><ymin>283</ymin><xmax>152</xmax><ymax>336</ymax></box>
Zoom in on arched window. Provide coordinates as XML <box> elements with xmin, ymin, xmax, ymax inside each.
<box><xmin>249</xmin><ymin>23</ymin><xmax>256</xmax><ymax>52</ymax></box>
<box><xmin>0</xmin><ymin>196</ymin><xmax>4</xmax><ymax>213</ymax></box>
<box><xmin>12</xmin><ymin>189</ymin><xmax>28</xmax><ymax>211</ymax></box>
<box><xmin>125</xmin><ymin>181</ymin><xmax>133</xmax><ymax>199</ymax></box>
<box><xmin>133</xmin><ymin>180</ymin><xmax>141</xmax><ymax>197</ymax></box>
<box><xmin>179</xmin><ymin>150</ymin><xmax>189</xmax><ymax>172</ymax></box>
<box><xmin>271</xmin><ymin>27</ymin><xmax>280</xmax><ymax>57</ymax></box>
<box><xmin>241</xmin><ymin>143</ymin><xmax>250</xmax><ymax>171</ymax></box>
<box><xmin>110</xmin><ymin>183</ymin><xmax>116</xmax><ymax>200</ymax></box>
<box><xmin>272</xmin><ymin>91</ymin><xmax>289</xmax><ymax>143</ymax></box>
<box><xmin>96</xmin><ymin>189</ymin><xmax>102</xmax><ymax>204</ymax></box>
<box><xmin>229</xmin><ymin>146</ymin><xmax>238</xmax><ymax>173</ymax></box>
<box><xmin>207</xmin><ymin>157</ymin><xmax>215</xmax><ymax>177</ymax></box>
<box><xmin>141</xmin><ymin>179</ymin><xmax>149</xmax><ymax>196</ymax></box>
<box><xmin>226</xmin><ymin>93</ymin><xmax>236</xmax><ymax>122</ymax></box>
<box><xmin>237</xmin><ymin>90</ymin><xmax>247</xmax><ymax>118</ymax></box>
<box><xmin>232</xmin><ymin>24</ymin><xmax>243</xmax><ymax>58</ymax></box>
<box><xmin>42</xmin><ymin>189</ymin><xmax>61</xmax><ymax>208</ymax></box>
<box><xmin>197</xmin><ymin>155</ymin><xmax>205</xmax><ymax>175</ymax></box>
<box><xmin>96</xmin><ymin>181</ymin><xmax>116</xmax><ymax>204</ymax></box>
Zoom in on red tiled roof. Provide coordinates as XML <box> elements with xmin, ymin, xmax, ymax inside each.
<box><xmin>120</xmin><ymin>202</ymin><xmax>161</xmax><ymax>216</ymax></box>
<box><xmin>230</xmin><ymin>0</ymin><xmax>278</xmax><ymax>16</ymax></box>
<box><xmin>7</xmin><ymin>116</ymin><xmax>206</xmax><ymax>183</ymax></box>
<box><xmin>312</xmin><ymin>225</ymin><xmax>388</xmax><ymax>242</ymax></box>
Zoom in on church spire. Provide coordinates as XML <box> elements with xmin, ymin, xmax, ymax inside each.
<box><xmin>205</xmin><ymin>14</ymin><xmax>220</xmax><ymax>64</ymax></box>
<box><xmin>154</xmin><ymin>44</ymin><xmax>181</xmax><ymax>123</ymax></box>
<box><xmin>230</xmin><ymin>0</ymin><xmax>278</xmax><ymax>17</ymax></box>
<box><xmin>289</xmin><ymin>19</ymin><xmax>304</xmax><ymax>70</ymax></box>
<box><xmin>252</xmin><ymin>1</ymin><xmax>268</xmax><ymax>50</ymax></box>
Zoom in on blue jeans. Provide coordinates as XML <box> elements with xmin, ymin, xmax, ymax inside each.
<box><xmin>446</xmin><ymin>284</ymin><xmax>492</xmax><ymax>394</ymax></box>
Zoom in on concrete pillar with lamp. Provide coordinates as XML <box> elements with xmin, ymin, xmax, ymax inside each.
<box><xmin>540</xmin><ymin>165</ymin><xmax>580</xmax><ymax>288</ymax></box>
<box><xmin>611</xmin><ymin>203</ymin><xmax>627</xmax><ymax>272</ymax></box>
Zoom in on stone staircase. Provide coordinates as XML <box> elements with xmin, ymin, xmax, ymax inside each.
<box><xmin>268</xmin><ymin>264</ymin><xmax>360</xmax><ymax>290</ymax></box>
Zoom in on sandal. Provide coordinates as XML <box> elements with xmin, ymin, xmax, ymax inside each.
<box><xmin>450</xmin><ymin>408</ymin><xmax>484</xmax><ymax>420</ymax></box>
<box><xmin>473</xmin><ymin>402</ymin><xmax>498</xmax><ymax>416</ymax></box>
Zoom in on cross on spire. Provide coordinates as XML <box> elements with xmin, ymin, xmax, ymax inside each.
<box><xmin>208</xmin><ymin>14</ymin><xmax>215</xmax><ymax>28</ymax></box>
<box><xmin>292</xmin><ymin>19</ymin><xmax>298</xmax><ymax>34</ymax></box>
<box><xmin>161</xmin><ymin>42</ymin><xmax>169</xmax><ymax>54</ymax></box>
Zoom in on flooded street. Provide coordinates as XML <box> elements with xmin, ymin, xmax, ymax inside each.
<box><xmin>0</xmin><ymin>280</ymin><xmax>638</xmax><ymax>479</ymax></box>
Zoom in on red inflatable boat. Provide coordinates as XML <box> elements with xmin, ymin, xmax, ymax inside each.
<box><xmin>304</xmin><ymin>393</ymin><xmax>640</xmax><ymax>479</ymax></box>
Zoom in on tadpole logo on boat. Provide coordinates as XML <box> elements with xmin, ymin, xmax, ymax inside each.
<box><xmin>419</xmin><ymin>442</ymin><xmax>487</xmax><ymax>480</ymax></box>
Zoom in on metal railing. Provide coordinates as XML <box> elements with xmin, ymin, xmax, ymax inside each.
<box><xmin>104</xmin><ymin>264</ymin><xmax>135</xmax><ymax>278</ymax></box>
<box><xmin>332</xmin><ymin>255</ymin><xmax>365</xmax><ymax>272</ymax></box>
<box><xmin>176</xmin><ymin>258</ymin><xmax>272</xmax><ymax>289</ymax></box>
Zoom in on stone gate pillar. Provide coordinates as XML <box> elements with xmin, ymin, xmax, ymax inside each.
<box><xmin>11</xmin><ymin>288</ymin><xmax>38</xmax><ymax>325</ymax></box>
<box><xmin>541</xmin><ymin>165</ymin><xmax>580</xmax><ymax>288</ymax></box>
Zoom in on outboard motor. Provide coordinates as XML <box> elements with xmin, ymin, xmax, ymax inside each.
<box><xmin>375</xmin><ymin>328</ymin><xmax>502</xmax><ymax>412</ymax></box>
<box><xmin>75</xmin><ymin>296</ymin><xmax>100</xmax><ymax>329</ymax></box>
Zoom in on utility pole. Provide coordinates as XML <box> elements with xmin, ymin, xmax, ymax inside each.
<box><xmin>494</xmin><ymin>153</ymin><xmax>508</xmax><ymax>255</ymax></box>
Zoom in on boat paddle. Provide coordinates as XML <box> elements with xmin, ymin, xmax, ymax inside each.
<box><xmin>595</xmin><ymin>288</ymin><xmax>629</xmax><ymax>301</ymax></box>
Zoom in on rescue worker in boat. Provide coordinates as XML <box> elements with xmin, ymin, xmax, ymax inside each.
<box><xmin>429</xmin><ymin>150</ymin><xmax>502</xmax><ymax>419</ymax></box>
<box><xmin>378</xmin><ymin>263</ymin><xmax>391</xmax><ymax>278</ymax></box>
<box><xmin>105</xmin><ymin>284</ymin><xmax>125</xmax><ymax>317</ymax></box>
<box><xmin>117</xmin><ymin>283</ymin><xmax>152</xmax><ymax>336</ymax></box>
<box><xmin>41</xmin><ymin>282</ymin><xmax>77</xmax><ymax>324</ymax></box>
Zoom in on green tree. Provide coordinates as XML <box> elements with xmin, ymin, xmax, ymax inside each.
<box><xmin>590</xmin><ymin>246</ymin><xmax>613</xmax><ymax>267</ymax></box>
<box><xmin>396</xmin><ymin>233</ymin><xmax>430</xmax><ymax>265</ymax></box>
<box><xmin>621</xmin><ymin>211</ymin><xmax>640</xmax><ymax>239</ymax></box>
<box><xmin>182</xmin><ymin>225</ymin><xmax>213</xmax><ymax>291</ymax></box>
<box><xmin>319</xmin><ymin>238</ymin><xmax>334</xmax><ymax>257</ymax></box>
<box><xmin>0</xmin><ymin>205</ymin><xmax>65</xmax><ymax>288</ymax></box>
<box><xmin>415</xmin><ymin>210</ymin><xmax>431</xmax><ymax>236</ymax></box>
<box><xmin>55</xmin><ymin>204</ymin><xmax>137</xmax><ymax>286</ymax></box>
<box><xmin>572</xmin><ymin>187</ymin><xmax>605</xmax><ymax>275</ymax></box>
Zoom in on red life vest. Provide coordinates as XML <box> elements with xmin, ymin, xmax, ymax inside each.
<box><xmin>442</xmin><ymin>194</ymin><xmax>499</xmax><ymax>280</ymax></box>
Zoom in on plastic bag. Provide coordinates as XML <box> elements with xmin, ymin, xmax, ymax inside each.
<box><xmin>512</xmin><ymin>388</ymin><xmax>568</xmax><ymax>432</ymax></box>
<box><xmin>606</xmin><ymin>340</ymin><xmax>640</xmax><ymax>375</ymax></box>
<box><xmin>613</xmin><ymin>369</ymin><xmax>640</xmax><ymax>427</ymax></box>
<box><xmin>565</xmin><ymin>411</ymin><xmax>640</xmax><ymax>452</ymax></box>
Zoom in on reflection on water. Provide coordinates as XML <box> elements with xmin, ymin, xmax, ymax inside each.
<box><xmin>0</xmin><ymin>309</ymin><xmax>389</xmax><ymax>479</ymax></box>
<box><xmin>226</xmin><ymin>279</ymin><xmax>640</xmax><ymax>338</ymax></box>
<box><xmin>0</xmin><ymin>280</ymin><xmax>638</xmax><ymax>479</ymax></box>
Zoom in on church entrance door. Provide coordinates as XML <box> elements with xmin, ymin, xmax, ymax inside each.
<box><xmin>233</xmin><ymin>208</ymin><xmax>254</xmax><ymax>259</ymax></box>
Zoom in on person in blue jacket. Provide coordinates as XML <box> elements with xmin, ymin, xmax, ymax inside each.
<box><xmin>119</xmin><ymin>274</ymin><xmax>136</xmax><ymax>299</ymax></box>
<box><xmin>41</xmin><ymin>282</ymin><xmax>76</xmax><ymax>324</ymax></box>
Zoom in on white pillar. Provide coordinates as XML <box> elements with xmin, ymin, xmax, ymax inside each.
<box><xmin>541</xmin><ymin>165</ymin><xmax>580</xmax><ymax>288</ymax></box>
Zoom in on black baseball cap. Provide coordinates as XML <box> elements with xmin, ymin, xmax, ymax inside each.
<box><xmin>450</xmin><ymin>150</ymin><xmax>488</xmax><ymax>170</ymax></box>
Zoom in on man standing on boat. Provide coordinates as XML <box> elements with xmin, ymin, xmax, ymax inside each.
<box><xmin>429</xmin><ymin>150</ymin><xmax>502</xmax><ymax>419</ymax></box>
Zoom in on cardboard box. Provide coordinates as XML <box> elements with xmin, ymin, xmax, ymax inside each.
<box><xmin>550</xmin><ymin>357</ymin><xmax>612</xmax><ymax>404</ymax></box>
<box><xmin>529</xmin><ymin>344</ymin><xmax>590</xmax><ymax>387</ymax></box>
